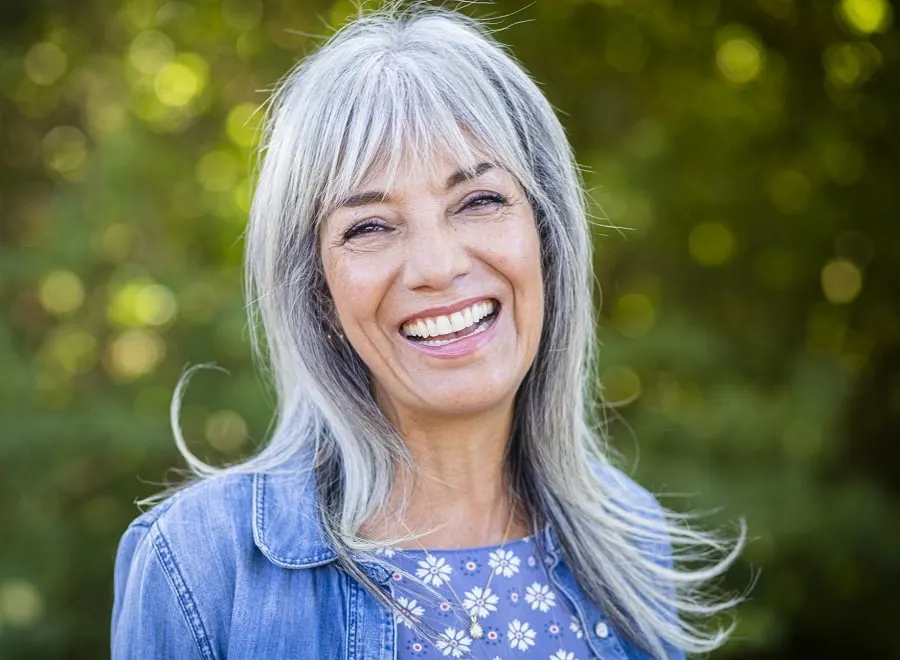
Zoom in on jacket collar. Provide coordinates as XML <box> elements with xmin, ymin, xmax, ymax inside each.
<box><xmin>252</xmin><ymin>452</ymin><xmax>562</xmax><ymax>569</ymax></box>
<box><xmin>252</xmin><ymin>454</ymin><xmax>338</xmax><ymax>568</ymax></box>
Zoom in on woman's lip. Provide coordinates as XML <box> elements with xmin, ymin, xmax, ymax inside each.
<box><xmin>401</xmin><ymin>308</ymin><xmax>500</xmax><ymax>359</ymax></box>
<box><xmin>398</xmin><ymin>295</ymin><xmax>498</xmax><ymax>329</ymax></box>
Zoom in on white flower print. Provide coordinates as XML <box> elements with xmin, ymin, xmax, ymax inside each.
<box><xmin>462</xmin><ymin>586</ymin><xmax>499</xmax><ymax>619</ymax></box>
<box><xmin>395</xmin><ymin>596</ymin><xmax>424</xmax><ymax>628</ymax></box>
<box><xmin>374</xmin><ymin>546</ymin><xmax>396</xmax><ymax>558</ymax></box>
<box><xmin>435</xmin><ymin>627</ymin><xmax>472</xmax><ymax>658</ymax></box>
<box><xmin>507</xmin><ymin>619</ymin><xmax>536</xmax><ymax>651</ymax></box>
<box><xmin>550</xmin><ymin>651</ymin><xmax>576</xmax><ymax>660</ymax></box>
<box><xmin>488</xmin><ymin>548</ymin><xmax>521</xmax><ymax>577</ymax></box>
<box><xmin>524</xmin><ymin>582</ymin><xmax>557</xmax><ymax>612</ymax></box>
<box><xmin>569</xmin><ymin>615</ymin><xmax>584</xmax><ymax>639</ymax></box>
<box><xmin>416</xmin><ymin>554</ymin><xmax>453</xmax><ymax>587</ymax></box>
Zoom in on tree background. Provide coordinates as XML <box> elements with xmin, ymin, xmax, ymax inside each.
<box><xmin>1</xmin><ymin>0</ymin><xmax>898</xmax><ymax>657</ymax></box>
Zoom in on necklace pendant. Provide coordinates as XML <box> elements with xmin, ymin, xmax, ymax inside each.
<box><xmin>469</xmin><ymin>620</ymin><xmax>484</xmax><ymax>639</ymax></box>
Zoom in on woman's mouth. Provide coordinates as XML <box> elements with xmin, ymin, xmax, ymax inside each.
<box><xmin>400</xmin><ymin>299</ymin><xmax>500</xmax><ymax>347</ymax></box>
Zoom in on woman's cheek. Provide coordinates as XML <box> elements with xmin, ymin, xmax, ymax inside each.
<box><xmin>332</xmin><ymin>258</ymin><xmax>394</xmax><ymax>327</ymax></box>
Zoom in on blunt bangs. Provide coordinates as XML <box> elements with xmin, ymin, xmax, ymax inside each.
<box><xmin>295</xmin><ymin>16</ymin><xmax>537</xmax><ymax>225</ymax></box>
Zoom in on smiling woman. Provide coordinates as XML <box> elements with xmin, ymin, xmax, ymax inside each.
<box><xmin>111</xmin><ymin>4</ymin><xmax>744</xmax><ymax>659</ymax></box>
<box><xmin>321</xmin><ymin>157</ymin><xmax>544</xmax><ymax>419</ymax></box>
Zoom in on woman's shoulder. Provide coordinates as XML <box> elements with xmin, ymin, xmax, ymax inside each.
<box><xmin>112</xmin><ymin>472</ymin><xmax>261</xmax><ymax>658</ymax></box>
<box><xmin>114</xmin><ymin>472</ymin><xmax>259</xmax><ymax>602</ymax></box>
<box><xmin>112</xmin><ymin>460</ymin><xmax>330</xmax><ymax>656</ymax></box>
<box><xmin>125</xmin><ymin>471</ymin><xmax>254</xmax><ymax>539</ymax></box>
<box><xmin>116</xmin><ymin>451</ymin><xmax>331</xmax><ymax>580</ymax></box>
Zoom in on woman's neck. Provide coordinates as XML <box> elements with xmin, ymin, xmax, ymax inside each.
<box><xmin>362</xmin><ymin>402</ymin><xmax>530</xmax><ymax>548</ymax></box>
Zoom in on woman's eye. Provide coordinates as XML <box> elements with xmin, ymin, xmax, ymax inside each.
<box><xmin>343</xmin><ymin>220</ymin><xmax>388</xmax><ymax>241</ymax></box>
<box><xmin>461</xmin><ymin>192</ymin><xmax>507</xmax><ymax>211</ymax></box>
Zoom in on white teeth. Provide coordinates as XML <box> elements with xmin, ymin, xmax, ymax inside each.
<box><xmin>402</xmin><ymin>299</ymin><xmax>497</xmax><ymax>339</ymax></box>
<box><xmin>436</xmin><ymin>316</ymin><xmax>453</xmax><ymax>335</ymax></box>
<box><xmin>449</xmin><ymin>312</ymin><xmax>466</xmax><ymax>332</ymax></box>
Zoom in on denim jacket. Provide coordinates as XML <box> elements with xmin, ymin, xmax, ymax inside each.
<box><xmin>111</xmin><ymin>462</ymin><xmax>683</xmax><ymax>659</ymax></box>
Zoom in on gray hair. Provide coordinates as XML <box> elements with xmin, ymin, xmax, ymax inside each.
<box><xmin>169</xmin><ymin>4</ymin><xmax>744</xmax><ymax>656</ymax></box>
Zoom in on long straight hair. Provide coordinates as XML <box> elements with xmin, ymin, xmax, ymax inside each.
<box><xmin>168</xmin><ymin>4</ymin><xmax>744</xmax><ymax>656</ymax></box>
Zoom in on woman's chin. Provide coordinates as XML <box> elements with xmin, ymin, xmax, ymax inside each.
<box><xmin>405</xmin><ymin>376</ymin><xmax>520</xmax><ymax>419</ymax></box>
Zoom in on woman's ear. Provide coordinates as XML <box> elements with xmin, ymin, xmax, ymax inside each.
<box><xmin>319</xmin><ymin>289</ymin><xmax>345</xmax><ymax>344</ymax></box>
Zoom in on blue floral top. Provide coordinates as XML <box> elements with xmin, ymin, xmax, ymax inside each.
<box><xmin>381</xmin><ymin>536</ymin><xmax>596</xmax><ymax>659</ymax></box>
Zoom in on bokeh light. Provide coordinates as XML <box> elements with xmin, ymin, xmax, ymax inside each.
<box><xmin>107</xmin><ymin>278</ymin><xmax>178</xmax><ymax>328</ymax></box>
<box><xmin>196</xmin><ymin>150</ymin><xmax>240</xmax><ymax>192</ymax></box>
<box><xmin>42</xmin><ymin>126</ymin><xmax>87</xmax><ymax>176</ymax></box>
<box><xmin>205</xmin><ymin>409</ymin><xmax>249</xmax><ymax>453</ymax></box>
<box><xmin>38</xmin><ymin>270</ymin><xmax>85</xmax><ymax>316</ymax></box>
<box><xmin>41</xmin><ymin>326</ymin><xmax>99</xmax><ymax>375</ymax></box>
<box><xmin>97</xmin><ymin>224</ymin><xmax>134</xmax><ymax>262</ymax></box>
<box><xmin>226</xmin><ymin>102</ymin><xmax>263</xmax><ymax>148</ymax></box>
<box><xmin>128</xmin><ymin>31</ymin><xmax>175</xmax><ymax>75</ymax></box>
<box><xmin>154</xmin><ymin>54</ymin><xmax>208</xmax><ymax>107</ymax></box>
<box><xmin>821</xmin><ymin>258</ymin><xmax>863</xmax><ymax>305</ymax></box>
<box><xmin>716</xmin><ymin>30</ymin><xmax>765</xmax><ymax>85</ymax></box>
<box><xmin>23</xmin><ymin>43</ymin><xmax>67</xmax><ymax>86</ymax></box>
<box><xmin>612</xmin><ymin>293</ymin><xmax>656</xmax><ymax>338</ymax></box>
<box><xmin>688</xmin><ymin>222</ymin><xmax>736</xmax><ymax>267</ymax></box>
<box><xmin>823</xmin><ymin>42</ymin><xmax>882</xmax><ymax>89</ymax></box>
<box><xmin>104</xmin><ymin>329</ymin><xmax>166</xmax><ymax>381</ymax></box>
<box><xmin>0</xmin><ymin>579</ymin><xmax>44</xmax><ymax>628</ymax></box>
<box><xmin>838</xmin><ymin>0</ymin><xmax>893</xmax><ymax>34</ymax></box>
<box><xmin>600</xmin><ymin>365</ymin><xmax>642</xmax><ymax>405</ymax></box>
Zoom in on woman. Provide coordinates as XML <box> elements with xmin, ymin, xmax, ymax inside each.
<box><xmin>112</xmin><ymin>6</ymin><xmax>743</xmax><ymax>659</ymax></box>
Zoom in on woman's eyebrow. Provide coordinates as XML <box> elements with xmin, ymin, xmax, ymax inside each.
<box><xmin>333</xmin><ymin>162</ymin><xmax>495</xmax><ymax>211</ymax></box>
<box><xmin>335</xmin><ymin>190</ymin><xmax>391</xmax><ymax>210</ymax></box>
<box><xmin>445</xmin><ymin>162</ymin><xmax>494</xmax><ymax>189</ymax></box>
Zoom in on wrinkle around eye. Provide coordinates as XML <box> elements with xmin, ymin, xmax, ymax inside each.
<box><xmin>454</xmin><ymin>192</ymin><xmax>518</xmax><ymax>221</ymax></box>
<box><xmin>346</xmin><ymin>221</ymin><xmax>388</xmax><ymax>238</ymax></box>
<box><xmin>448</xmin><ymin>189</ymin><xmax>500</xmax><ymax>213</ymax></box>
<box><xmin>331</xmin><ymin>220</ymin><xmax>396</xmax><ymax>250</ymax></box>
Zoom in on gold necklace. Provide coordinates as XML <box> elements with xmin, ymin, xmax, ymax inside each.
<box><xmin>398</xmin><ymin>500</ymin><xmax>518</xmax><ymax>640</ymax></box>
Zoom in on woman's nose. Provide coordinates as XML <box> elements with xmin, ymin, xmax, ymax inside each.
<box><xmin>401</xmin><ymin>221</ymin><xmax>473</xmax><ymax>291</ymax></box>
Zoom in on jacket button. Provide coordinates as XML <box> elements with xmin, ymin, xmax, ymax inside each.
<box><xmin>594</xmin><ymin>621</ymin><xmax>609</xmax><ymax>639</ymax></box>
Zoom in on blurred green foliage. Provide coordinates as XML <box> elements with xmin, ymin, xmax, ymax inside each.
<box><xmin>1</xmin><ymin>0</ymin><xmax>898</xmax><ymax>657</ymax></box>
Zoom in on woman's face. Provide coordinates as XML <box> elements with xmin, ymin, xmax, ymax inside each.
<box><xmin>320</xmin><ymin>152</ymin><xmax>544</xmax><ymax>424</ymax></box>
